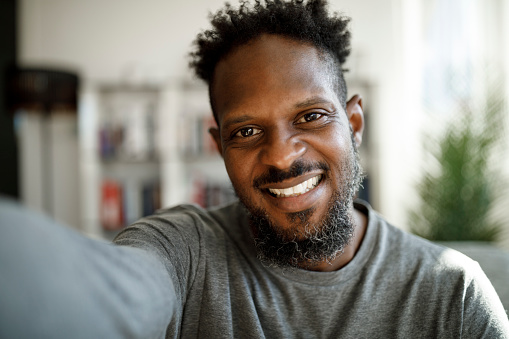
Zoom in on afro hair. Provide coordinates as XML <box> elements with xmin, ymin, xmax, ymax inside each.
<box><xmin>189</xmin><ymin>0</ymin><xmax>352</xmax><ymax>112</ymax></box>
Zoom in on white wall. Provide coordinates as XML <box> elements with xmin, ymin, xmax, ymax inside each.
<box><xmin>19</xmin><ymin>0</ymin><xmax>228</xmax><ymax>84</ymax></box>
<box><xmin>331</xmin><ymin>0</ymin><xmax>423</xmax><ymax>229</ymax></box>
<box><xmin>503</xmin><ymin>0</ymin><xmax>509</xmax><ymax>250</ymax></box>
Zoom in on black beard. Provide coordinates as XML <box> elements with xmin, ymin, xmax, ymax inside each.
<box><xmin>248</xmin><ymin>190</ymin><xmax>355</xmax><ymax>269</ymax></box>
<box><xmin>237</xmin><ymin>133</ymin><xmax>363</xmax><ymax>270</ymax></box>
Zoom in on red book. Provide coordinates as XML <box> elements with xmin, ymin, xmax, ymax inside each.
<box><xmin>100</xmin><ymin>180</ymin><xmax>124</xmax><ymax>230</ymax></box>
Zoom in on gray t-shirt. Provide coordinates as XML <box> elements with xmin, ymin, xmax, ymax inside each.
<box><xmin>114</xmin><ymin>200</ymin><xmax>509</xmax><ymax>338</ymax></box>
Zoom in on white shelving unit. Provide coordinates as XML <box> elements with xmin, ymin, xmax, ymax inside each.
<box><xmin>158</xmin><ymin>84</ymin><xmax>233</xmax><ymax>210</ymax></box>
<box><xmin>80</xmin><ymin>82</ymin><xmax>232</xmax><ymax>238</ymax></box>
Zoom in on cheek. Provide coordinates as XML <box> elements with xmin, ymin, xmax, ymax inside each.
<box><xmin>309</xmin><ymin>123</ymin><xmax>352</xmax><ymax>161</ymax></box>
<box><xmin>331</xmin><ymin>130</ymin><xmax>352</xmax><ymax>157</ymax></box>
<box><xmin>223</xmin><ymin>151</ymin><xmax>255</xmax><ymax>190</ymax></box>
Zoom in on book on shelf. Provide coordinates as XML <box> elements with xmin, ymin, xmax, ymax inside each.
<box><xmin>190</xmin><ymin>174</ymin><xmax>236</xmax><ymax>208</ymax></box>
<box><xmin>99</xmin><ymin>93</ymin><xmax>157</xmax><ymax>161</ymax></box>
<box><xmin>100</xmin><ymin>179</ymin><xmax>161</xmax><ymax>229</ymax></box>
<box><xmin>179</xmin><ymin>115</ymin><xmax>218</xmax><ymax>157</ymax></box>
<box><xmin>100</xmin><ymin>179</ymin><xmax>124</xmax><ymax>230</ymax></box>
<box><xmin>142</xmin><ymin>181</ymin><xmax>161</xmax><ymax>217</ymax></box>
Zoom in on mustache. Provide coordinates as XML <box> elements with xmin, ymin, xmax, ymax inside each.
<box><xmin>253</xmin><ymin>159</ymin><xmax>329</xmax><ymax>188</ymax></box>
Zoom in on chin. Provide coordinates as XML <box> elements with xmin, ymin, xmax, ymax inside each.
<box><xmin>246</xmin><ymin>189</ymin><xmax>355</xmax><ymax>269</ymax></box>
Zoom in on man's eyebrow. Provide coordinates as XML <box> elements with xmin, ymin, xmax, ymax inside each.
<box><xmin>221</xmin><ymin>96</ymin><xmax>334</xmax><ymax>129</ymax></box>
<box><xmin>294</xmin><ymin>96</ymin><xmax>333</xmax><ymax>108</ymax></box>
<box><xmin>221</xmin><ymin>115</ymin><xmax>254</xmax><ymax>130</ymax></box>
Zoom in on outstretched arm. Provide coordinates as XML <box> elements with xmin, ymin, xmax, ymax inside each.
<box><xmin>0</xmin><ymin>197</ymin><xmax>175</xmax><ymax>339</ymax></box>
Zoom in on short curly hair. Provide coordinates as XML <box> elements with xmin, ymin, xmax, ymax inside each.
<box><xmin>189</xmin><ymin>0</ymin><xmax>351</xmax><ymax>119</ymax></box>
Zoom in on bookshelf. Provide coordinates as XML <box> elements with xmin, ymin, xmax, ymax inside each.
<box><xmin>81</xmin><ymin>82</ymin><xmax>234</xmax><ymax>238</ymax></box>
<box><xmin>96</xmin><ymin>86</ymin><xmax>161</xmax><ymax>232</ymax></box>
<box><xmin>163</xmin><ymin>84</ymin><xmax>234</xmax><ymax>209</ymax></box>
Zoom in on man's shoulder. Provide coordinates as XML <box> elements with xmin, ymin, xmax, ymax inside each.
<box><xmin>114</xmin><ymin>200</ymin><xmax>248</xmax><ymax>269</ymax></box>
<box><xmin>363</xmin><ymin>203</ymin><xmax>480</xmax><ymax>281</ymax></box>
<box><xmin>152</xmin><ymin>200</ymin><xmax>246</xmax><ymax>230</ymax></box>
<box><xmin>359</xmin><ymin>203</ymin><xmax>508</xmax><ymax>337</ymax></box>
<box><xmin>118</xmin><ymin>200</ymin><xmax>247</xmax><ymax>243</ymax></box>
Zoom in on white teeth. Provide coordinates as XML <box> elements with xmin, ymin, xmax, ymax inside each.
<box><xmin>270</xmin><ymin>188</ymin><xmax>281</xmax><ymax>195</ymax></box>
<box><xmin>283</xmin><ymin>187</ymin><xmax>293</xmax><ymax>195</ymax></box>
<box><xmin>268</xmin><ymin>175</ymin><xmax>322</xmax><ymax>198</ymax></box>
<box><xmin>294</xmin><ymin>183</ymin><xmax>304</xmax><ymax>194</ymax></box>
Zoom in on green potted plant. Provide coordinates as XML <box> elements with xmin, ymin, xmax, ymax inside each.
<box><xmin>409</xmin><ymin>88</ymin><xmax>507</xmax><ymax>242</ymax></box>
<box><xmin>408</xmin><ymin>84</ymin><xmax>509</xmax><ymax>310</ymax></box>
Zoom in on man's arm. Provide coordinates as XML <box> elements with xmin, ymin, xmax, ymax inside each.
<box><xmin>0</xmin><ymin>197</ymin><xmax>176</xmax><ymax>339</ymax></box>
<box><xmin>461</xmin><ymin>261</ymin><xmax>509</xmax><ymax>338</ymax></box>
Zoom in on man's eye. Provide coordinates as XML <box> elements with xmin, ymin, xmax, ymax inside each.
<box><xmin>235</xmin><ymin>127</ymin><xmax>261</xmax><ymax>138</ymax></box>
<box><xmin>297</xmin><ymin>112</ymin><xmax>321</xmax><ymax>123</ymax></box>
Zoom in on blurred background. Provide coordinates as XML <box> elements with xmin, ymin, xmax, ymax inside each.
<box><xmin>1</xmin><ymin>0</ymin><xmax>508</xmax><ymax>247</ymax></box>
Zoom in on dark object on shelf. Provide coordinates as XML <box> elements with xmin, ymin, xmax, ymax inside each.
<box><xmin>6</xmin><ymin>68</ymin><xmax>79</xmax><ymax>114</ymax></box>
<box><xmin>5</xmin><ymin>68</ymin><xmax>80</xmax><ymax>216</ymax></box>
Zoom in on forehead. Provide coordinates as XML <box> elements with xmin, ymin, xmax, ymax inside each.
<box><xmin>211</xmin><ymin>34</ymin><xmax>340</xmax><ymax>126</ymax></box>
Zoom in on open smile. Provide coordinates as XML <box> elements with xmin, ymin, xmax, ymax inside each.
<box><xmin>267</xmin><ymin>174</ymin><xmax>323</xmax><ymax>198</ymax></box>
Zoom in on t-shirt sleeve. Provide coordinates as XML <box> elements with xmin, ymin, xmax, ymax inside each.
<box><xmin>0</xmin><ymin>197</ymin><xmax>176</xmax><ymax>339</ymax></box>
<box><xmin>462</xmin><ymin>262</ymin><xmax>509</xmax><ymax>338</ymax></box>
<box><xmin>113</xmin><ymin>208</ymin><xmax>204</xmax><ymax>327</ymax></box>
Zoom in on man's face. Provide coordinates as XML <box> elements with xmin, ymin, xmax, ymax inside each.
<box><xmin>210</xmin><ymin>34</ymin><xmax>363</xmax><ymax>268</ymax></box>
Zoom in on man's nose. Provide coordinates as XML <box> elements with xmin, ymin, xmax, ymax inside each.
<box><xmin>259</xmin><ymin>128</ymin><xmax>306</xmax><ymax>170</ymax></box>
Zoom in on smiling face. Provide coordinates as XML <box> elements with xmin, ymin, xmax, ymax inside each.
<box><xmin>210</xmin><ymin>34</ymin><xmax>364</xmax><ymax>270</ymax></box>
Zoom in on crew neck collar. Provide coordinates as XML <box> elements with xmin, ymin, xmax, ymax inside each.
<box><xmin>232</xmin><ymin>200</ymin><xmax>379</xmax><ymax>286</ymax></box>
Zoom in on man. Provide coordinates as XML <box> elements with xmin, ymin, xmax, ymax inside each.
<box><xmin>1</xmin><ymin>0</ymin><xmax>508</xmax><ymax>338</ymax></box>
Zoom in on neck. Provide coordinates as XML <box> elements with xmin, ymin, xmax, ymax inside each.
<box><xmin>299</xmin><ymin>205</ymin><xmax>368</xmax><ymax>272</ymax></box>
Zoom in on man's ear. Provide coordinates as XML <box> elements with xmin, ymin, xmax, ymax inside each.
<box><xmin>346</xmin><ymin>94</ymin><xmax>364</xmax><ymax>148</ymax></box>
<box><xmin>209</xmin><ymin>127</ymin><xmax>223</xmax><ymax>157</ymax></box>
